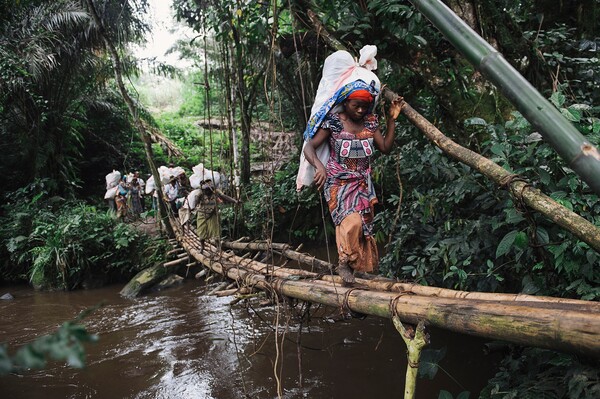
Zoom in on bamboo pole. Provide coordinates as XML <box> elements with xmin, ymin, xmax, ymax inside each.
<box><xmin>277</xmin><ymin>275</ymin><xmax>600</xmax><ymax>358</ymax></box>
<box><xmin>163</xmin><ymin>257</ymin><xmax>188</xmax><ymax>268</ymax></box>
<box><xmin>407</xmin><ymin>0</ymin><xmax>600</xmax><ymax>196</ymax></box>
<box><xmin>219</xmin><ymin>240</ymin><xmax>600</xmax><ymax>309</ymax></box>
<box><xmin>220</xmin><ymin>240</ymin><xmax>333</xmax><ymax>271</ymax></box>
<box><xmin>177</xmin><ymin>232</ymin><xmax>600</xmax><ymax>358</ymax></box>
<box><xmin>305</xmin><ymin>9</ymin><xmax>600</xmax><ymax>254</ymax></box>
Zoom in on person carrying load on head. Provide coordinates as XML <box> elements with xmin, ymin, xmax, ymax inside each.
<box><xmin>299</xmin><ymin>45</ymin><xmax>403</xmax><ymax>285</ymax></box>
<box><xmin>194</xmin><ymin>179</ymin><xmax>238</xmax><ymax>245</ymax></box>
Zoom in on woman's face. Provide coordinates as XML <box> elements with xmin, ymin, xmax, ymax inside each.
<box><xmin>344</xmin><ymin>99</ymin><xmax>371</xmax><ymax>121</ymax></box>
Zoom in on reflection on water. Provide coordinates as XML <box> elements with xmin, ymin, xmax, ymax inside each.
<box><xmin>0</xmin><ymin>281</ymin><xmax>500</xmax><ymax>398</ymax></box>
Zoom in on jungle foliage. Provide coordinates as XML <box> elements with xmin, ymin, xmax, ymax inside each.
<box><xmin>0</xmin><ymin>0</ymin><xmax>150</xmax><ymax>198</ymax></box>
<box><xmin>0</xmin><ymin>181</ymin><xmax>169</xmax><ymax>290</ymax></box>
<box><xmin>480</xmin><ymin>348</ymin><xmax>600</xmax><ymax>399</ymax></box>
<box><xmin>1</xmin><ymin>0</ymin><xmax>599</xmax><ymax>395</ymax></box>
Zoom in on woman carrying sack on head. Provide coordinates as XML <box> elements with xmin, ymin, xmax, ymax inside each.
<box><xmin>302</xmin><ymin>47</ymin><xmax>403</xmax><ymax>285</ymax></box>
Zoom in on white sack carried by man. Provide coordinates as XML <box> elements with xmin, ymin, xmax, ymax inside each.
<box><xmin>190</xmin><ymin>163</ymin><xmax>221</xmax><ymax>189</ymax></box>
<box><xmin>158</xmin><ymin>165</ymin><xmax>185</xmax><ymax>184</ymax></box>
<box><xmin>105</xmin><ymin>170</ymin><xmax>121</xmax><ymax>190</ymax></box>
<box><xmin>296</xmin><ymin>45</ymin><xmax>381</xmax><ymax>191</ymax></box>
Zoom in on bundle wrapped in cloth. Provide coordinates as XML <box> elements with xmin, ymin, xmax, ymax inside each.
<box><xmin>189</xmin><ymin>163</ymin><xmax>221</xmax><ymax>189</ymax></box>
<box><xmin>158</xmin><ymin>165</ymin><xmax>185</xmax><ymax>184</ymax></box>
<box><xmin>104</xmin><ymin>170</ymin><xmax>121</xmax><ymax>199</ymax></box>
<box><xmin>296</xmin><ymin>45</ymin><xmax>381</xmax><ymax>191</ymax></box>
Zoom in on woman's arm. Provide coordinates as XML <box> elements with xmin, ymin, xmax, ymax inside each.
<box><xmin>303</xmin><ymin>127</ymin><xmax>331</xmax><ymax>190</ymax></box>
<box><xmin>373</xmin><ymin>98</ymin><xmax>403</xmax><ymax>154</ymax></box>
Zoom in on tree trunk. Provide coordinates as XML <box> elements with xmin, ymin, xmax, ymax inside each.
<box><xmin>229</xmin><ymin>18</ymin><xmax>252</xmax><ymax>186</ymax></box>
<box><xmin>221</xmin><ymin>42</ymin><xmax>240</xmax><ymax>182</ymax></box>
<box><xmin>84</xmin><ymin>0</ymin><xmax>174</xmax><ymax>237</ymax></box>
<box><xmin>390</xmin><ymin>95</ymin><xmax>600</xmax><ymax>254</ymax></box>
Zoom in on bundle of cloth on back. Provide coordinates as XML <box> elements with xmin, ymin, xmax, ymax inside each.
<box><xmin>297</xmin><ymin>45</ymin><xmax>403</xmax><ymax>286</ymax></box>
<box><xmin>296</xmin><ymin>44</ymin><xmax>381</xmax><ymax>191</ymax></box>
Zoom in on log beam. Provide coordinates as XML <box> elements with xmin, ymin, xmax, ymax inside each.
<box><xmin>220</xmin><ymin>241</ymin><xmax>600</xmax><ymax>309</ymax></box>
<box><xmin>177</xmin><ymin>232</ymin><xmax>600</xmax><ymax>358</ymax></box>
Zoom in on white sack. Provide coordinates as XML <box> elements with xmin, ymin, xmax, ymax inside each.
<box><xmin>104</xmin><ymin>186</ymin><xmax>118</xmax><ymax>200</ymax></box>
<box><xmin>189</xmin><ymin>174</ymin><xmax>202</xmax><ymax>189</ymax></box>
<box><xmin>145</xmin><ymin>176</ymin><xmax>155</xmax><ymax>194</ymax></box>
<box><xmin>296</xmin><ymin>45</ymin><xmax>381</xmax><ymax>191</ymax></box>
<box><xmin>186</xmin><ymin>188</ymin><xmax>201</xmax><ymax>210</ymax></box>
<box><xmin>105</xmin><ymin>170</ymin><xmax>121</xmax><ymax>190</ymax></box>
<box><xmin>190</xmin><ymin>163</ymin><xmax>221</xmax><ymax>188</ymax></box>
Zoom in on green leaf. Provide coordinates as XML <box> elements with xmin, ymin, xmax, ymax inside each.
<box><xmin>14</xmin><ymin>345</ymin><xmax>46</xmax><ymax>369</ymax></box>
<box><xmin>0</xmin><ymin>346</ymin><xmax>13</xmax><ymax>375</ymax></box>
<box><xmin>464</xmin><ymin>117</ymin><xmax>487</xmax><ymax>127</ymax></box>
<box><xmin>560</xmin><ymin>107</ymin><xmax>581</xmax><ymax>122</ymax></box>
<box><xmin>496</xmin><ymin>230</ymin><xmax>518</xmax><ymax>258</ymax></box>
<box><xmin>457</xmin><ymin>392</ymin><xmax>471</xmax><ymax>399</ymax></box>
<box><xmin>592</xmin><ymin>118</ymin><xmax>600</xmax><ymax>133</ymax></box>
<box><xmin>550</xmin><ymin>91</ymin><xmax>565</xmax><ymax>107</ymax></box>
<box><xmin>514</xmin><ymin>232</ymin><xmax>528</xmax><ymax>249</ymax></box>
<box><xmin>419</xmin><ymin>347</ymin><xmax>446</xmax><ymax>379</ymax></box>
<box><xmin>536</xmin><ymin>227</ymin><xmax>549</xmax><ymax>245</ymax></box>
<box><xmin>414</xmin><ymin>35</ymin><xmax>427</xmax><ymax>45</ymax></box>
<box><xmin>538</xmin><ymin>168</ymin><xmax>551</xmax><ymax>185</ymax></box>
<box><xmin>522</xmin><ymin>275</ymin><xmax>540</xmax><ymax>294</ymax></box>
<box><xmin>438</xmin><ymin>390</ymin><xmax>453</xmax><ymax>399</ymax></box>
<box><xmin>490</xmin><ymin>143</ymin><xmax>506</xmax><ymax>157</ymax></box>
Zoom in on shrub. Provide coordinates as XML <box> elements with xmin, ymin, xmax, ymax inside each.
<box><xmin>0</xmin><ymin>182</ymin><xmax>168</xmax><ymax>290</ymax></box>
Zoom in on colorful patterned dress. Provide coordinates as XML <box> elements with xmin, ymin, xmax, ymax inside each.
<box><xmin>322</xmin><ymin>112</ymin><xmax>379</xmax><ymax>272</ymax></box>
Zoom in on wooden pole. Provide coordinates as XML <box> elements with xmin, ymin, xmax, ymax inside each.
<box><xmin>394</xmin><ymin>318</ymin><xmax>428</xmax><ymax>399</ymax></box>
<box><xmin>220</xmin><ymin>240</ymin><xmax>333</xmax><ymax>271</ymax></box>
<box><xmin>163</xmin><ymin>257</ymin><xmax>188</xmax><ymax>268</ymax></box>
<box><xmin>389</xmin><ymin>97</ymin><xmax>600</xmax><ymax>253</ymax></box>
<box><xmin>219</xmin><ymin>241</ymin><xmax>600</xmax><ymax>309</ymax></box>
<box><xmin>177</xmin><ymin>232</ymin><xmax>600</xmax><ymax>358</ymax></box>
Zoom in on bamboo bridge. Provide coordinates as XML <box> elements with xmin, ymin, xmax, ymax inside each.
<box><xmin>166</xmin><ymin>221</ymin><xmax>600</xmax><ymax>360</ymax></box>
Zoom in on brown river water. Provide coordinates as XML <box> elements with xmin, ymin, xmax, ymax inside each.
<box><xmin>0</xmin><ymin>280</ymin><xmax>501</xmax><ymax>398</ymax></box>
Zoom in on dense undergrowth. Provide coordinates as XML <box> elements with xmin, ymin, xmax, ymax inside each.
<box><xmin>0</xmin><ymin>180</ymin><xmax>169</xmax><ymax>290</ymax></box>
